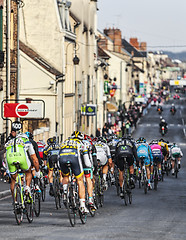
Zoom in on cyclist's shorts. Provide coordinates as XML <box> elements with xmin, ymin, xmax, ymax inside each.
<box><xmin>138</xmin><ymin>154</ymin><xmax>151</xmax><ymax>166</ymax></box>
<box><xmin>171</xmin><ymin>153</ymin><xmax>181</xmax><ymax>161</ymax></box>
<box><xmin>58</xmin><ymin>148</ymin><xmax>83</xmax><ymax>178</ymax></box>
<box><xmin>116</xmin><ymin>152</ymin><xmax>134</xmax><ymax>171</ymax></box>
<box><xmin>161</xmin><ymin>147</ymin><xmax>168</xmax><ymax>157</ymax></box>
<box><xmin>47</xmin><ymin>154</ymin><xmax>59</xmax><ymax>170</ymax></box>
<box><xmin>6</xmin><ymin>146</ymin><xmax>31</xmax><ymax>174</ymax></box>
<box><xmin>153</xmin><ymin>155</ymin><xmax>162</xmax><ymax>163</ymax></box>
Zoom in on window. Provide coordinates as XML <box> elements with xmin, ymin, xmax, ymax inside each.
<box><xmin>57</xmin><ymin>0</ymin><xmax>72</xmax><ymax>32</ymax></box>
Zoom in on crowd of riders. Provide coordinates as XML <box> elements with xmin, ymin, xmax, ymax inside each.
<box><xmin>3</xmin><ymin>121</ymin><xmax>183</xmax><ymax>220</ymax></box>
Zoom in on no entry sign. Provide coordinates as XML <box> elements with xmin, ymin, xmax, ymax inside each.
<box><xmin>4</xmin><ymin>103</ymin><xmax>43</xmax><ymax>118</ymax></box>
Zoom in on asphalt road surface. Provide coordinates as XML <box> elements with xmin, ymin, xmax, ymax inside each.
<box><xmin>0</xmin><ymin>96</ymin><xmax>185</xmax><ymax>240</ymax></box>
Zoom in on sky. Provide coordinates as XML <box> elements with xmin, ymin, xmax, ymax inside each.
<box><xmin>97</xmin><ymin>0</ymin><xmax>186</xmax><ymax>53</ymax></box>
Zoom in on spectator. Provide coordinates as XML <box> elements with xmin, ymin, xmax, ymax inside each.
<box><xmin>96</xmin><ymin>128</ymin><xmax>101</xmax><ymax>137</ymax></box>
<box><xmin>102</xmin><ymin>124</ymin><xmax>108</xmax><ymax>137</ymax></box>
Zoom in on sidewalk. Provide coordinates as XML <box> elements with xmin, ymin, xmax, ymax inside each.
<box><xmin>0</xmin><ymin>180</ymin><xmax>11</xmax><ymax>199</ymax></box>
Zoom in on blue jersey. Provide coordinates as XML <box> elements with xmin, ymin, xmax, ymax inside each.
<box><xmin>137</xmin><ymin>143</ymin><xmax>153</xmax><ymax>166</ymax></box>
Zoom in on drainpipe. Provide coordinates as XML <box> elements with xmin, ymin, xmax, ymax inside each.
<box><xmin>6</xmin><ymin>0</ymin><xmax>10</xmax><ymax>137</ymax></box>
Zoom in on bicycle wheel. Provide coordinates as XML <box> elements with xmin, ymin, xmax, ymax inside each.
<box><xmin>66</xmin><ymin>183</ymin><xmax>76</xmax><ymax>227</ymax></box>
<box><xmin>154</xmin><ymin>170</ymin><xmax>158</xmax><ymax>191</ymax></box>
<box><xmin>33</xmin><ymin>191</ymin><xmax>41</xmax><ymax>217</ymax></box>
<box><xmin>114</xmin><ymin>168</ymin><xmax>120</xmax><ymax>196</ymax></box>
<box><xmin>79</xmin><ymin>209</ymin><xmax>87</xmax><ymax>224</ymax></box>
<box><xmin>25</xmin><ymin>195</ymin><xmax>34</xmax><ymax>223</ymax></box>
<box><xmin>123</xmin><ymin>180</ymin><xmax>128</xmax><ymax>206</ymax></box>
<box><xmin>40</xmin><ymin>178</ymin><xmax>46</xmax><ymax>202</ymax></box>
<box><xmin>128</xmin><ymin>188</ymin><xmax>132</xmax><ymax>204</ymax></box>
<box><xmin>138</xmin><ymin>172</ymin><xmax>141</xmax><ymax>189</ymax></box>
<box><xmin>94</xmin><ymin>178</ymin><xmax>100</xmax><ymax>209</ymax></box>
<box><xmin>99</xmin><ymin>179</ymin><xmax>104</xmax><ymax>207</ymax></box>
<box><xmin>53</xmin><ymin>179</ymin><xmax>61</xmax><ymax>209</ymax></box>
<box><xmin>175</xmin><ymin>160</ymin><xmax>178</xmax><ymax>178</ymax></box>
<box><xmin>13</xmin><ymin>183</ymin><xmax>23</xmax><ymax>225</ymax></box>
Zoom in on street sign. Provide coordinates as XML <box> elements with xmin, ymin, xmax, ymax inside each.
<box><xmin>81</xmin><ymin>104</ymin><xmax>97</xmax><ymax>116</ymax></box>
<box><xmin>4</xmin><ymin>102</ymin><xmax>44</xmax><ymax>118</ymax></box>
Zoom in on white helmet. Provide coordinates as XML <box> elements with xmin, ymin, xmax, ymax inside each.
<box><xmin>161</xmin><ymin>119</ymin><xmax>165</xmax><ymax>123</ymax></box>
<box><xmin>172</xmin><ymin>103</ymin><xmax>174</xmax><ymax>107</ymax></box>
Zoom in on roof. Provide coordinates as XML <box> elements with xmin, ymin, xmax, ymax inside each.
<box><xmin>19</xmin><ymin>41</ymin><xmax>62</xmax><ymax>76</ymax></box>
<box><xmin>98</xmin><ymin>47</ymin><xmax>110</xmax><ymax>59</ymax></box>
<box><xmin>122</xmin><ymin>39</ymin><xmax>147</xmax><ymax>58</ymax></box>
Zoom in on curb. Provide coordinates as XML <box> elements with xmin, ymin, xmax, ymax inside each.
<box><xmin>0</xmin><ymin>190</ymin><xmax>11</xmax><ymax>199</ymax></box>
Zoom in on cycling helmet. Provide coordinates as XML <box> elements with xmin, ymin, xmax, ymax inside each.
<box><xmin>25</xmin><ymin>131</ymin><xmax>33</xmax><ymax>139</ymax></box>
<box><xmin>159</xmin><ymin>138</ymin><xmax>165</xmax><ymax>142</ymax></box>
<box><xmin>137</xmin><ymin>137</ymin><xmax>146</xmax><ymax>143</ymax></box>
<box><xmin>97</xmin><ymin>136</ymin><xmax>107</xmax><ymax>144</ymax></box>
<box><xmin>150</xmin><ymin>139</ymin><xmax>158</xmax><ymax>145</ymax></box>
<box><xmin>47</xmin><ymin>137</ymin><xmax>56</xmax><ymax>145</ymax></box>
<box><xmin>71</xmin><ymin>131</ymin><xmax>84</xmax><ymax>140</ymax></box>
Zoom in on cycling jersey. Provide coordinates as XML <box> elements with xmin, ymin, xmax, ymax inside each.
<box><xmin>158</xmin><ymin>141</ymin><xmax>169</xmax><ymax>156</ymax></box>
<box><xmin>5</xmin><ymin>133</ymin><xmax>35</xmax><ymax>174</ymax></box>
<box><xmin>170</xmin><ymin>145</ymin><xmax>183</xmax><ymax>160</ymax></box>
<box><xmin>136</xmin><ymin>143</ymin><xmax>153</xmax><ymax>166</ymax></box>
<box><xmin>150</xmin><ymin>144</ymin><xmax>162</xmax><ymax>163</ymax></box>
<box><xmin>43</xmin><ymin>143</ymin><xmax>60</xmax><ymax>170</ymax></box>
<box><xmin>115</xmin><ymin>138</ymin><xmax>138</xmax><ymax>171</ymax></box>
<box><xmin>94</xmin><ymin>141</ymin><xmax>111</xmax><ymax>166</ymax></box>
<box><xmin>59</xmin><ymin>138</ymin><xmax>89</xmax><ymax>178</ymax></box>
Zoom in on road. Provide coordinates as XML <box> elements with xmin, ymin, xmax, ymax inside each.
<box><xmin>0</xmin><ymin>96</ymin><xmax>186</xmax><ymax>240</ymax></box>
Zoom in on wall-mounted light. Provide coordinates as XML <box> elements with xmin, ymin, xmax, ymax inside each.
<box><xmin>73</xmin><ymin>55</ymin><xmax>80</xmax><ymax>65</ymax></box>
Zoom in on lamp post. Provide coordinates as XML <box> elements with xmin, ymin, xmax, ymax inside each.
<box><xmin>65</xmin><ymin>41</ymin><xmax>80</xmax><ymax>133</ymax></box>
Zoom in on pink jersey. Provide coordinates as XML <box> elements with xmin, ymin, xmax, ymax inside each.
<box><xmin>150</xmin><ymin>144</ymin><xmax>162</xmax><ymax>157</ymax></box>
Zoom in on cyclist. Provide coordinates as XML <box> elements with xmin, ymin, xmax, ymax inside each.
<box><xmin>158</xmin><ymin>138</ymin><xmax>169</xmax><ymax>167</ymax></box>
<box><xmin>25</xmin><ymin>131</ymin><xmax>42</xmax><ymax>192</ymax></box>
<box><xmin>170</xmin><ymin>104</ymin><xmax>176</xmax><ymax>114</ymax></box>
<box><xmin>43</xmin><ymin>137</ymin><xmax>62</xmax><ymax>196</ymax></box>
<box><xmin>115</xmin><ymin>136</ymin><xmax>139</xmax><ymax>198</ymax></box>
<box><xmin>150</xmin><ymin>140</ymin><xmax>163</xmax><ymax>180</ymax></box>
<box><xmin>136</xmin><ymin>137</ymin><xmax>153</xmax><ymax>189</ymax></box>
<box><xmin>157</xmin><ymin>105</ymin><xmax>163</xmax><ymax>114</ymax></box>
<box><xmin>107</xmin><ymin>134</ymin><xmax>120</xmax><ymax>184</ymax></box>
<box><xmin>170</xmin><ymin>143</ymin><xmax>183</xmax><ymax>175</ymax></box>
<box><xmin>94</xmin><ymin>136</ymin><xmax>112</xmax><ymax>191</ymax></box>
<box><xmin>5</xmin><ymin>129</ymin><xmax>40</xmax><ymax>197</ymax></box>
<box><xmin>82</xmin><ymin>135</ymin><xmax>97</xmax><ymax>210</ymax></box>
<box><xmin>59</xmin><ymin>131</ymin><xmax>89</xmax><ymax>214</ymax></box>
<box><xmin>159</xmin><ymin>119</ymin><xmax>168</xmax><ymax>134</ymax></box>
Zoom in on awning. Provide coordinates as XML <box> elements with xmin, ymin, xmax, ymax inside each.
<box><xmin>106</xmin><ymin>102</ymin><xmax>118</xmax><ymax>112</ymax></box>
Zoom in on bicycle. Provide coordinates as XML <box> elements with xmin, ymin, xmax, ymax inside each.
<box><xmin>39</xmin><ymin>166</ymin><xmax>48</xmax><ymax>202</ymax></box>
<box><xmin>139</xmin><ymin>156</ymin><xmax>148</xmax><ymax>194</ymax></box>
<box><xmin>173</xmin><ymin>154</ymin><xmax>180</xmax><ymax>178</ymax></box>
<box><xmin>94</xmin><ymin>160</ymin><xmax>104</xmax><ymax>209</ymax></box>
<box><xmin>153</xmin><ymin>158</ymin><xmax>159</xmax><ymax>191</ymax></box>
<box><xmin>12</xmin><ymin>162</ymin><xmax>34</xmax><ymax>225</ymax></box>
<box><xmin>30</xmin><ymin>176</ymin><xmax>41</xmax><ymax>217</ymax></box>
<box><xmin>121</xmin><ymin>157</ymin><xmax>132</xmax><ymax>206</ymax></box>
<box><xmin>64</xmin><ymin>161</ymin><xmax>87</xmax><ymax>227</ymax></box>
<box><xmin>53</xmin><ymin>161</ymin><xmax>62</xmax><ymax>210</ymax></box>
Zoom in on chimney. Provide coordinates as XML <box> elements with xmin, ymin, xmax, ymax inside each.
<box><xmin>104</xmin><ymin>28</ymin><xmax>122</xmax><ymax>53</ymax></box>
<box><xmin>140</xmin><ymin>42</ymin><xmax>147</xmax><ymax>51</ymax></box>
<box><xmin>130</xmin><ymin>38</ymin><xmax>139</xmax><ymax>50</ymax></box>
